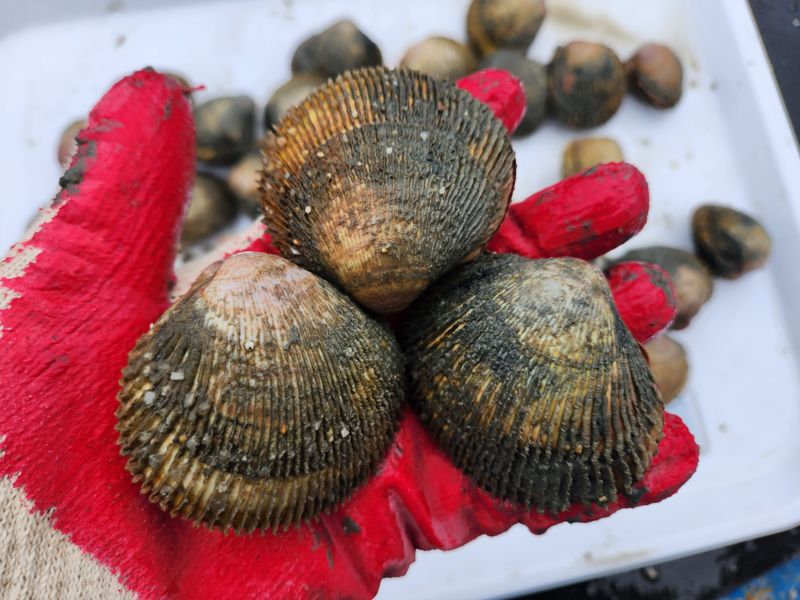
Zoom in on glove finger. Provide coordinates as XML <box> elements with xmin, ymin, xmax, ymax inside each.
<box><xmin>487</xmin><ymin>163</ymin><xmax>649</xmax><ymax>260</ymax></box>
<box><xmin>0</xmin><ymin>69</ymin><xmax>195</xmax><ymax>598</ymax></box>
<box><xmin>606</xmin><ymin>261</ymin><xmax>678</xmax><ymax>343</ymax></box>
<box><xmin>456</xmin><ymin>68</ymin><xmax>526</xmax><ymax>134</ymax></box>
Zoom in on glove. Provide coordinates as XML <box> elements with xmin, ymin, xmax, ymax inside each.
<box><xmin>0</xmin><ymin>69</ymin><xmax>698</xmax><ymax>599</ymax></box>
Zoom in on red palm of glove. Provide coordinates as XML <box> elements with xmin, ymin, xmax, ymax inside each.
<box><xmin>0</xmin><ymin>70</ymin><xmax>697</xmax><ymax>599</ymax></box>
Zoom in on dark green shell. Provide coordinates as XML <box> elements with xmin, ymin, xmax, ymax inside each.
<box><xmin>260</xmin><ymin>67</ymin><xmax>516</xmax><ymax>315</ymax></box>
<box><xmin>692</xmin><ymin>205</ymin><xmax>771</xmax><ymax>279</ymax></box>
<box><xmin>116</xmin><ymin>252</ymin><xmax>404</xmax><ymax>532</ymax></box>
<box><xmin>400</xmin><ymin>253</ymin><xmax>663</xmax><ymax>513</ymax></box>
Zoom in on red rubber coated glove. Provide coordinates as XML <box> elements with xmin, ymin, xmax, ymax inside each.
<box><xmin>0</xmin><ymin>70</ymin><xmax>697</xmax><ymax>599</ymax></box>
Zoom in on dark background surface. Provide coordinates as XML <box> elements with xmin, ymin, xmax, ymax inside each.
<box><xmin>522</xmin><ymin>2</ymin><xmax>800</xmax><ymax>598</ymax></box>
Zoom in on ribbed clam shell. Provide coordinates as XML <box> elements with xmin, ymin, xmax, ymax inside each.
<box><xmin>116</xmin><ymin>252</ymin><xmax>404</xmax><ymax>532</ymax></box>
<box><xmin>400</xmin><ymin>253</ymin><xmax>663</xmax><ymax>512</ymax></box>
<box><xmin>260</xmin><ymin>67</ymin><xmax>516</xmax><ymax>314</ymax></box>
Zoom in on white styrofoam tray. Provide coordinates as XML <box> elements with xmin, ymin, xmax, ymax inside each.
<box><xmin>1</xmin><ymin>0</ymin><xmax>799</xmax><ymax>598</ymax></box>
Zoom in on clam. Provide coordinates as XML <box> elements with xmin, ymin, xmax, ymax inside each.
<box><xmin>478</xmin><ymin>50</ymin><xmax>547</xmax><ymax>136</ymax></box>
<box><xmin>401</xmin><ymin>254</ymin><xmax>663</xmax><ymax>512</ymax></box>
<box><xmin>399</xmin><ymin>37</ymin><xmax>477</xmax><ymax>81</ymax></box>
<box><xmin>195</xmin><ymin>96</ymin><xmax>256</xmax><ymax>165</ymax></box>
<box><xmin>644</xmin><ymin>335</ymin><xmax>688</xmax><ymax>404</ymax></box>
<box><xmin>181</xmin><ymin>173</ymin><xmax>238</xmax><ymax>246</ymax></box>
<box><xmin>260</xmin><ymin>67</ymin><xmax>516</xmax><ymax>314</ymax></box>
<box><xmin>264</xmin><ymin>74</ymin><xmax>326</xmax><ymax>132</ymax></box>
<box><xmin>692</xmin><ymin>205</ymin><xmax>772</xmax><ymax>279</ymax></box>
<box><xmin>618</xmin><ymin>246</ymin><xmax>713</xmax><ymax>330</ymax></box>
<box><xmin>548</xmin><ymin>41</ymin><xmax>627</xmax><ymax>128</ymax></box>
<box><xmin>561</xmin><ymin>137</ymin><xmax>624</xmax><ymax>178</ymax></box>
<box><xmin>227</xmin><ymin>153</ymin><xmax>263</xmax><ymax>217</ymax></box>
<box><xmin>291</xmin><ymin>20</ymin><xmax>382</xmax><ymax>78</ymax></box>
<box><xmin>626</xmin><ymin>44</ymin><xmax>683</xmax><ymax>109</ymax></box>
<box><xmin>116</xmin><ymin>252</ymin><xmax>405</xmax><ymax>532</ymax></box>
<box><xmin>466</xmin><ymin>0</ymin><xmax>546</xmax><ymax>58</ymax></box>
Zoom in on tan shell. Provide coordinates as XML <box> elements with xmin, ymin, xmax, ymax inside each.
<box><xmin>260</xmin><ymin>67</ymin><xmax>516</xmax><ymax>314</ymax></box>
<box><xmin>116</xmin><ymin>252</ymin><xmax>405</xmax><ymax>532</ymax></box>
<box><xmin>644</xmin><ymin>335</ymin><xmax>688</xmax><ymax>404</ymax></box>
<box><xmin>561</xmin><ymin>137</ymin><xmax>624</xmax><ymax>178</ymax></box>
<box><xmin>400</xmin><ymin>254</ymin><xmax>664</xmax><ymax>512</ymax></box>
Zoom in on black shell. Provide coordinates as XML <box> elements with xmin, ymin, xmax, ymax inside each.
<box><xmin>181</xmin><ymin>173</ymin><xmax>238</xmax><ymax>246</ymax></box>
<box><xmin>400</xmin><ymin>254</ymin><xmax>664</xmax><ymax>512</ymax></box>
<box><xmin>116</xmin><ymin>252</ymin><xmax>405</xmax><ymax>532</ymax></box>
<box><xmin>195</xmin><ymin>96</ymin><xmax>256</xmax><ymax>165</ymax></box>
<box><xmin>692</xmin><ymin>205</ymin><xmax>771</xmax><ymax>279</ymax></box>
<box><xmin>260</xmin><ymin>67</ymin><xmax>516</xmax><ymax>314</ymax></box>
<box><xmin>291</xmin><ymin>20</ymin><xmax>382</xmax><ymax>78</ymax></box>
<box><xmin>548</xmin><ymin>42</ymin><xmax>627</xmax><ymax>128</ymax></box>
<box><xmin>264</xmin><ymin>74</ymin><xmax>326</xmax><ymax>132</ymax></box>
<box><xmin>479</xmin><ymin>50</ymin><xmax>547</xmax><ymax>136</ymax></box>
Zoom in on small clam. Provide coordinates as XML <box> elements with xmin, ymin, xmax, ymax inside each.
<box><xmin>264</xmin><ymin>74</ymin><xmax>326</xmax><ymax>132</ymax></box>
<box><xmin>618</xmin><ymin>246</ymin><xmax>713</xmax><ymax>330</ymax></box>
<box><xmin>626</xmin><ymin>44</ymin><xmax>683</xmax><ymax>109</ymax></box>
<box><xmin>561</xmin><ymin>137</ymin><xmax>624</xmax><ymax>178</ymax></box>
<box><xmin>291</xmin><ymin>20</ymin><xmax>382</xmax><ymax>78</ymax></box>
<box><xmin>548</xmin><ymin>41</ymin><xmax>627</xmax><ymax>128</ymax></box>
<box><xmin>401</xmin><ymin>254</ymin><xmax>663</xmax><ymax>512</ymax></box>
<box><xmin>644</xmin><ymin>335</ymin><xmax>688</xmax><ymax>404</ymax></box>
<box><xmin>466</xmin><ymin>0</ymin><xmax>546</xmax><ymax>58</ymax></box>
<box><xmin>57</xmin><ymin>119</ymin><xmax>87</xmax><ymax>168</ymax></box>
<box><xmin>399</xmin><ymin>37</ymin><xmax>477</xmax><ymax>81</ymax></box>
<box><xmin>227</xmin><ymin>153</ymin><xmax>263</xmax><ymax>217</ymax></box>
<box><xmin>195</xmin><ymin>96</ymin><xmax>256</xmax><ymax>165</ymax></box>
<box><xmin>261</xmin><ymin>67</ymin><xmax>516</xmax><ymax>314</ymax></box>
<box><xmin>692</xmin><ymin>205</ymin><xmax>772</xmax><ymax>279</ymax></box>
<box><xmin>478</xmin><ymin>50</ymin><xmax>547</xmax><ymax>136</ymax></box>
<box><xmin>181</xmin><ymin>173</ymin><xmax>238</xmax><ymax>246</ymax></box>
<box><xmin>116</xmin><ymin>252</ymin><xmax>405</xmax><ymax>531</ymax></box>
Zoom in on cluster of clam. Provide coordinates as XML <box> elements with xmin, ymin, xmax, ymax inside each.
<box><xmin>52</xmin><ymin>0</ymin><xmax>686</xmax><ymax>255</ymax></box>
<box><xmin>115</xmin><ymin>67</ymin><xmax>664</xmax><ymax>532</ymax></box>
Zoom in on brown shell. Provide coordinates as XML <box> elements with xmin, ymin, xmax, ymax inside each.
<box><xmin>644</xmin><ymin>335</ymin><xmax>688</xmax><ymax>404</ymax></box>
<box><xmin>626</xmin><ymin>44</ymin><xmax>683</xmax><ymax>109</ymax></box>
<box><xmin>561</xmin><ymin>137</ymin><xmax>624</xmax><ymax>178</ymax></box>
<box><xmin>116</xmin><ymin>252</ymin><xmax>405</xmax><ymax>532</ymax></box>
<box><xmin>478</xmin><ymin>50</ymin><xmax>547</xmax><ymax>137</ymax></box>
<box><xmin>618</xmin><ymin>246</ymin><xmax>713</xmax><ymax>330</ymax></box>
<box><xmin>399</xmin><ymin>37</ymin><xmax>477</xmax><ymax>81</ymax></box>
<box><xmin>260</xmin><ymin>67</ymin><xmax>516</xmax><ymax>314</ymax></box>
<box><xmin>400</xmin><ymin>253</ymin><xmax>664</xmax><ymax>512</ymax></box>
<box><xmin>692</xmin><ymin>205</ymin><xmax>771</xmax><ymax>279</ymax></box>
<box><xmin>548</xmin><ymin>42</ymin><xmax>627</xmax><ymax>128</ymax></box>
<box><xmin>466</xmin><ymin>0</ymin><xmax>546</xmax><ymax>58</ymax></box>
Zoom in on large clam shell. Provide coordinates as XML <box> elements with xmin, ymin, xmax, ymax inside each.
<box><xmin>116</xmin><ymin>252</ymin><xmax>404</xmax><ymax>532</ymax></box>
<box><xmin>260</xmin><ymin>67</ymin><xmax>516</xmax><ymax>314</ymax></box>
<box><xmin>400</xmin><ymin>253</ymin><xmax>663</xmax><ymax>512</ymax></box>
